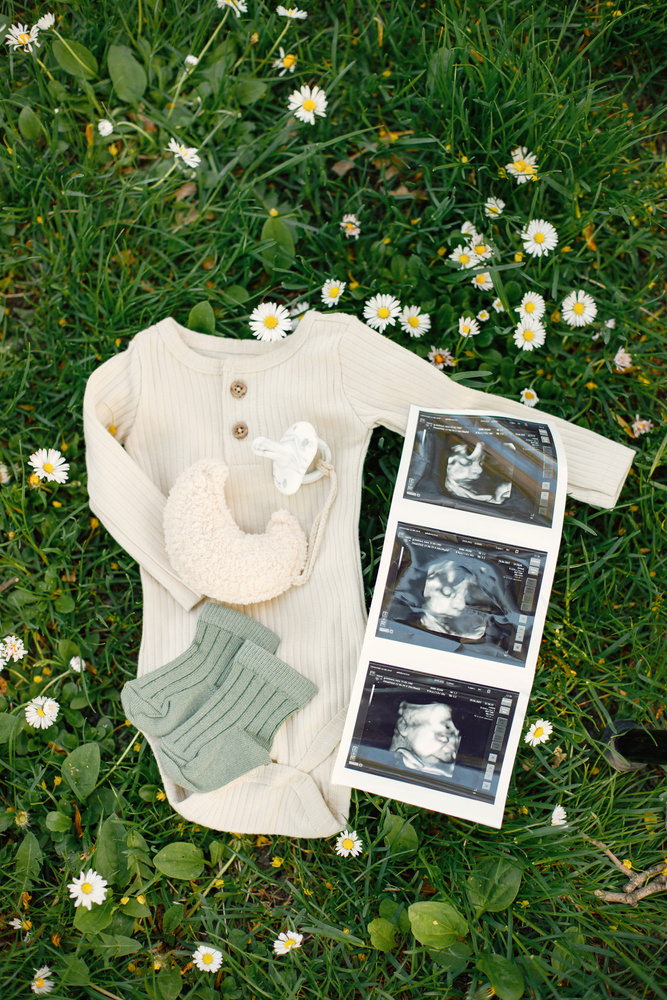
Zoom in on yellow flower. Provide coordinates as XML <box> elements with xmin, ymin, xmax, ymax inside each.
<box><xmin>271</xmin><ymin>856</ymin><xmax>284</xmax><ymax>868</ymax></box>
<box><xmin>622</xmin><ymin>859</ymin><xmax>632</xmax><ymax>869</ymax></box>
<box><xmin>156</xmin><ymin>789</ymin><xmax>166</xmax><ymax>801</ymax></box>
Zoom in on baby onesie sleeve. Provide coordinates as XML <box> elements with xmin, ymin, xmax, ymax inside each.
<box><xmin>83</xmin><ymin>334</ymin><xmax>202</xmax><ymax>611</ymax></box>
<box><xmin>337</xmin><ymin>314</ymin><xmax>634</xmax><ymax>509</ymax></box>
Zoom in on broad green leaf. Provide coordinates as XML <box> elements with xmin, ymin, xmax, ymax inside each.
<box><xmin>14</xmin><ymin>832</ymin><xmax>43</xmax><ymax>892</ymax></box>
<box><xmin>476</xmin><ymin>952</ymin><xmax>525</xmax><ymax>1000</ymax></box>
<box><xmin>55</xmin><ymin>593</ymin><xmax>75</xmax><ymax>614</ymax></box>
<box><xmin>62</xmin><ymin>742</ymin><xmax>100</xmax><ymax>799</ymax></box>
<box><xmin>429</xmin><ymin>939</ymin><xmax>473</xmax><ymax>973</ymax></box>
<box><xmin>153</xmin><ymin>842</ymin><xmax>205</xmax><ymax>880</ymax></box>
<box><xmin>466</xmin><ymin>858</ymin><xmax>523</xmax><ymax>917</ymax></box>
<box><xmin>108</xmin><ymin>44</ymin><xmax>147</xmax><ymax>104</ymax></box>
<box><xmin>382</xmin><ymin>812</ymin><xmax>420</xmax><ymax>855</ymax></box>
<box><xmin>52</xmin><ymin>38</ymin><xmax>98</xmax><ymax>79</ymax></box>
<box><xmin>156</xmin><ymin>969</ymin><xmax>183</xmax><ymax>1000</ymax></box>
<box><xmin>260</xmin><ymin>216</ymin><xmax>295</xmax><ymax>271</ymax></box>
<box><xmin>58</xmin><ymin>957</ymin><xmax>89</xmax><ymax>986</ymax></box>
<box><xmin>119</xmin><ymin>897</ymin><xmax>151</xmax><ymax>918</ymax></box>
<box><xmin>46</xmin><ymin>811</ymin><xmax>71</xmax><ymax>833</ymax></box>
<box><xmin>58</xmin><ymin>638</ymin><xmax>80</xmax><ymax>662</ymax></box>
<box><xmin>0</xmin><ymin>810</ymin><xmax>15</xmax><ymax>832</ymax></box>
<box><xmin>0</xmin><ymin>712</ymin><xmax>23</xmax><ymax>744</ymax></box>
<box><xmin>209</xmin><ymin>840</ymin><xmax>226</xmax><ymax>865</ymax></box>
<box><xmin>97</xmin><ymin>931</ymin><xmax>142</xmax><ymax>956</ymax></box>
<box><xmin>96</xmin><ymin>813</ymin><xmax>131</xmax><ymax>881</ymax></box>
<box><xmin>367</xmin><ymin>917</ymin><xmax>397</xmax><ymax>952</ymax></box>
<box><xmin>74</xmin><ymin>899</ymin><xmax>114</xmax><ymax>933</ymax></box>
<box><xmin>551</xmin><ymin>932</ymin><xmax>587</xmax><ymax>973</ymax></box>
<box><xmin>408</xmin><ymin>900</ymin><xmax>468</xmax><ymax>949</ymax></box>
<box><xmin>234</xmin><ymin>77</ymin><xmax>267</xmax><ymax>105</ymax></box>
<box><xmin>188</xmin><ymin>301</ymin><xmax>216</xmax><ymax>336</ymax></box>
<box><xmin>18</xmin><ymin>106</ymin><xmax>41</xmax><ymax>141</ymax></box>
<box><xmin>378</xmin><ymin>898</ymin><xmax>411</xmax><ymax>934</ymax></box>
<box><xmin>221</xmin><ymin>285</ymin><xmax>249</xmax><ymax>306</ymax></box>
<box><xmin>162</xmin><ymin>903</ymin><xmax>185</xmax><ymax>935</ymax></box>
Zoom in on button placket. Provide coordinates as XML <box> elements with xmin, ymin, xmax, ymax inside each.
<box><xmin>232</xmin><ymin>422</ymin><xmax>248</xmax><ymax>440</ymax></box>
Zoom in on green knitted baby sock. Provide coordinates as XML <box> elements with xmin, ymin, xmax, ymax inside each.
<box><xmin>157</xmin><ymin>639</ymin><xmax>317</xmax><ymax>793</ymax></box>
<box><xmin>121</xmin><ymin>603</ymin><xmax>280</xmax><ymax>737</ymax></box>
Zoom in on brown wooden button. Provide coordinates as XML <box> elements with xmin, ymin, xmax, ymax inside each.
<box><xmin>232</xmin><ymin>422</ymin><xmax>248</xmax><ymax>439</ymax></box>
<box><xmin>230</xmin><ymin>380</ymin><xmax>247</xmax><ymax>398</ymax></box>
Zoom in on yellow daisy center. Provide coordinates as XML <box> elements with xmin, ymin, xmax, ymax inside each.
<box><xmin>178</xmin><ymin>145</ymin><xmax>186</xmax><ymax>155</ymax></box>
<box><xmin>203</xmin><ymin>954</ymin><xmax>212</xmax><ymax>965</ymax></box>
<box><xmin>35</xmin><ymin>979</ymin><xmax>44</xmax><ymax>989</ymax></box>
<box><xmin>475</xmin><ymin>275</ymin><xmax>486</xmax><ymax>283</ymax></box>
<box><xmin>434</xmin><ymin>354</ymin><xmax>444</xmax><ymax>363</ymax></box>
<box><xmin>514</xmin><ymin>159</ymin><xmax>527</xmax><ymax>171</ymax></box>
<box><xmin>264</xmin><ymin>316</ymin><xmax>278</xmax><ymax>328</ymax></box>
<box><xmin>524</xmin><ymin>330</ymin><xmax>534</xmax><ymax>341</ymax></box>
<box><xmin>329</xmin><ymin>287</ymin><xmax>339</xmax><ymax>298</ymax></box>
<box><xmin>533</xmin><ymin>726</ymin><xmax>543</xmax><ymax>738</ymax></box>
<box><xmin>302</xmin><ymin>98</ymin><xmax>316</xmax><ymax>111</ymax></box>
<box><xmin>489</xmin><ymin>206</ymin><xmax>499</xmax><ymax>215</ymax></box>
<box><xmin>573</xmin><ymin>302</ymin><xmax>584</xmax><ymax>314</ymax></box>
<box><xmin>43</xmin><ymin>462</ymin><xmax>54</xmax><ymax>473</ymax></box>
<box><xmin>525</xmin><ymin>163</ymin><xmax>536</xmax><ymax>175</ymax></box>
<box><xmin>342</xmin><ymin>838</ymin><xmax>354</xmax><ymax>850</ymax></box>
<box><xmin>475</xmin><ymin>244</ymin><xmax>487</xmax><ymax>254</ymax></box>
<box><xmin>37</xmin><ymin>707</ymin><xmax>45</xmax><ymax>717</ymax></box>
<box><xmin>462</xmin><ymin>325</ymin><xmax>470</xmax><ymax>334</ymax></box>
<box><xmin>534</xmin><ymin>232</ymin><xmax>545</xmax><ymax>243</ymax></box>
<box><xmin>526</xmin><ymin>392</ymin><xmax>534</xmax><ymax>399</ymax></box>
<box><xmin>459</xmin><ymin>253</ymin><xmax>469</xmax><ymax>265</ymax></box>
<box><xmin>81</xmin><ymin>882</ymin><xmax>93</xmax><ymax>894</ymax></box>
<box><xmin>285</xmin><ymin>938</ymin><xmax>296</xmax><ymax>948</ymax></box>
<box><xmin>378</xmin><ymin>307</ymin><xmax>389</xmax><ymax>318</ymax></box>
<box><xmin>524</xmin><ymin>301</ymin><xmax>535</xmax><ymax>313</ymax></box>
<box><xmin>345</xmin><ymin>223</ymin><xmax>355</xmax><ymax>231</ymax></box>
<box><xmin>408</xmin><ymin>316</ymin><xmax>419</xmax><ymax>327</ymax></box>
<box><xmin>19</xmin><ymin>32</ymin><xmax>31</xmax><ymax>45</ymax></box>
<box><xmin>283</xmin><ymin>54</ymin><xmax>296</xmax><ymax>68</ymax></box>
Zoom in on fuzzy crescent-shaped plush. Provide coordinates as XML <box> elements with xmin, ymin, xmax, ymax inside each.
<box><xmin>164</xmin><ymin>460</ymin><xmax>308</xmax><ymax>605</ymax></box>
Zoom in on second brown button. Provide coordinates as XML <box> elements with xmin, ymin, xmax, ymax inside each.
<box><xmin>230</xmin><ymin>380</ymin><xmax>247</xmax><ymax>398</ymax></box>
<box><xmin>232</xmin><ymin>422</ymin><xmax>248</xmax><ymax>439</ymax></box>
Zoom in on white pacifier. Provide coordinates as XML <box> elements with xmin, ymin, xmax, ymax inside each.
<box><xmin>252</xmin><ymin>421</ymin><xmax>332</xmax><ymax>496</ymax></box>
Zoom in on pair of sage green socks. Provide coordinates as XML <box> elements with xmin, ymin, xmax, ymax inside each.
<box><xmin>121</xmin><ymin>603</ymin><xmax>317</xmax><ymax>794</ymax></box>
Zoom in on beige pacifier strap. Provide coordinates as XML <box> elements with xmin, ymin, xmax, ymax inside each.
<box><xmin>292</xmin><ymin>461</ymin><xmax>338</xmax><ymax>587</ymax></box>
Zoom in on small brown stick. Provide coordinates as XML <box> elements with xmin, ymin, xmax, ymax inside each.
<box><xmin>583</xmin><ymin>834</ymin><xmax>667</xmax><ymax>906</ymax></box>
<box><xmin>0</xmin><ymin>576</ymin><xmax>19</xmax><ymax>595</ymax></box>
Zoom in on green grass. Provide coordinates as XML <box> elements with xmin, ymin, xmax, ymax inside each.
<box><xmin>1</xmin><ymin>0</ymin><xmax>666</xmax><ymax>997</ymax></box>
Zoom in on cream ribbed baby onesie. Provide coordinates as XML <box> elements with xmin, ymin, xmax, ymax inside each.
<box><xmin>83</xmin><ymin>310</ymin><xmax>635</xmax><ymax>837</ymax></box>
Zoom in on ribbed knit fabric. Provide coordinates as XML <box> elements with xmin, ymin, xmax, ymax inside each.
<box><xmin>121</xmin><ymin>603</ymin><xmax>280</xmax><ymax>737</ymax></box>
<box><xmin>83</xmin><ymin>310</ymin><xmax>635</xmax><ymax>837</ymax></box>
<box><xmin>158</xmin><ymin>640</ymin><xmax>318</xmax><ymax>793</ymax></box>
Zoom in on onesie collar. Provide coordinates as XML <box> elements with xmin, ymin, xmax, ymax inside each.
<box><xmin>158</xmin><ymin>309</ymin><xmax>318</xmax><ymax>374</ymax></box>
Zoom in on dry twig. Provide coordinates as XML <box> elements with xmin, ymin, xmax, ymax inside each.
<box><xmin>583</xmin><ymin>834</ymin><xmax>667</xmax><ymax>905</ymax></box>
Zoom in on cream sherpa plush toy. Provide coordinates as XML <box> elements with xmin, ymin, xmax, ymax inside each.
<box><xmin>164</xmin><ymin>460</ymin><xmax>308</xmax><ymax>605</ymax></box>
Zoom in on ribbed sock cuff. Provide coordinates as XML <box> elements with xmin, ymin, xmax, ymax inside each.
<box><xmin>198</xmin><ymin>602</ymin><xmax>280</xmax><ymax>654</ymax></box>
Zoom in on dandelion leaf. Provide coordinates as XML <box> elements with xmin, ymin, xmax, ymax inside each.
<box><xmin>408</xmin><ymin>900</ymin><xmax>468</xmax><ymax>948</ymax></box>
<box><xmin>108</xmin><ymin>44</ymin><xmax>147</xmax><ymax>105</ymax></box>
<box><xmin>476</xmin><ymin>952</ymin><xmax>525</xmax><ymax>1000</ymax></box>
<box><xmin>466</xmin><ymin>857</ymin><xmax>523</xmax><ymax>917</ymax></box>
<box><xmin>14</xmin><ymin>831</ymin><xmax>43</xmax><ymax>893</ymax></box>
<box><xmin>61</xmin><ymin>742</ymin><xmax>100</xmax><ymax>799</ymax></box>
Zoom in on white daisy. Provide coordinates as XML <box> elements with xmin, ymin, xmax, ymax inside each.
<box><xmin>363</xmin><ymin>294</ymin><xmax>401</xmax><ymax>332</ymax></box>
<box><xmin>30</xmin><ymin>966</ymin><xmax>55</xmax><ymax>995</ymax></box>
<box><xmin>321</xmin><ymin>278</ymin><xmax>345</xmax><ymax>308</ymax></box>
<box><xmin>273</xmin><ymin>931</ymin><xmax>304</xmax><ymax>955</ymax></box>
<box><xmin>192</xmin><ymin>944</ymin><xmax>223</xmax><ymax>973</ymax></box>
<box><xmin>35</xmin><ymin>13</ymin><xmax>55</xmax><ymax>30</ymax></box>
<box><xmin>551</xmin><ymin>804</ymin><xmax>568</xmax><ymax>827</ymax></box>
<box><xmin>166</xmin><ymin>138</ymin><xmax>201</xmax><ymax>169</ymax></box>
<box><xmin>471</xmin><ymin>271</ymin><xmax>493</xmax><ymax>291</ymax></box>
<box><xmin>632</xmin><ymin>415</ymin><xmax>653</xmax><ymax>437</ymax></box>
<box><xmin>287</xmin><ymin>84</ymin><xmax>327</xmax><ymax>125</ymax></box>
<box><xmin>25</xmin><ymin>696</ymin><xmax>59</xmax><ymax>730</ymax></box>
<box><xmin>289</xmin><ymin>301</ymin><xmax>309</xmax><ymax>329</ymax></box>
<box><xmin>506</xmin><ymin>146</ymin><xmax>538</xmax><ymax>184</ymax></box>
<box><xmin>216</xmin><ymin>0</ymin><xmax>248</xmax><ymax>15</ymax></box>
<box><xmin>613</xmin><ymin>347</ymin><xmax>632</xmax><ymax>371</ymax></box>
<box><xmin>524</xmin><ymin>719</ymin><xmax>553</xmax><ymax>746</ymax></box>
<box><xmin>521</xmin><ymin>219</ymin><xmax>558</xmax><ymax>257</ymax></box>
<box><xmin>562</xmin><ymin>289</ymin><xmax>597</xmax><ymax>327</ymax></box>
<box><xmin>70</xmin><ymin>655</ymin><xmax>85</xmax><ymax>673</ymax></box>
<box><xmin>492</xmin><ymin>296</ymin><xmax>505</xmax><ymax>313</ymax></box>
<box><xmin>248</xmin><ymin>302</ymin><xmax>292</xmax><ymax>341</ymax></box>
<box><xmin>272</xmin><ymin>47</ymin><xmax>297</xmax><ymax>76</ymax></box>
<box><xmin>98</xmin><ymin>119</ymin><xmax>113</xmax><ymax>137</ymax></box>
<box><xmin>15</xmin><ymin>809</ymin><xmax>30</xmax><ymax>829</ymax></box>
<box><xmin>185</xmin><ymin>54</ymin><xmax>199</xmax><ymax>68</ymax></box>
<box><xmin>458</xmin><ymin>316</ymin><xmax>480</xmax><ymax>338</ymax></box>
<box><xmin>428</xmin><ymin>346</ymin><xmax>455</xmax><ymax>369</ymax></box>
<box><xmin>470</xmin><ymin>238</ymin><xmax>494</xmax><ymax>262</ymax></box>
<box><xmin>28</xmin><ymin>447</ymin><xmax>69</xmax><ymax>484</ymax></box>
<box><xmin>0</xmin><ymin>462</ymin><xmax>10</xmax><ymax>484</ymax></box>
<box><xmin>484</xmin><ymin>196</ymin><xmax>505</xmax><ymax>218</ymax></box>
<box><xmin>520</xmin><ymin>387</ymin><xmax>539</xmax><ymax>407</ymax></box>
<box><xmin>276</xmin><ymin>5</ymin><xmax>308</xmax><ymax>18</ymax></box>
<box><xmin>3</xmin><ymin>635</ymin><xmax>27</xmax><ymax>660</ymax></box>
<box><xmin>67</xmin><ymin>868</ymin><xmax>109</xmax><ymax>910</ymax></box>
<box><xmin>340</xmin><ymin>213</ymin><xmax>360</xmax><ymax>239</ymax></box>
<box><xmin>5</xmin><ymin>23</ymin><xmax>41</xmax><ymax>52</ymax></box>
<box><xmin>10</xmin><ymin>918</ymin><xmax>25</xmax><ymax>930</ymax></box>
<box><xmin>334</xmin><ymin>829</ymin><xmax>363</xmax><ymax>857</ymax></box>
<box><xmin>450</xmin><ymin>245</ymin><xmax>476</xmax><ymax>269</ymax></box>
<box><xmin>513</xmin><ymin>321</ymin><xmax>546</xmax><ymax>351</ymax></box>
<box><xmin>399</xmin><ymin>306</ymin><xmax>431</xmax><ymax>338</ymax></box>
<box><xmin>605</xmin><ymin>318</ymin><xmax>616</xmax><ymax>329</ymax></box>
<box><xmin>515</xmin><ymin>291</ymin><xmax>546</xmax><ymax>322</ymax></box>
<box><xmin>460</xmin><ymin>221</ymin><xmax>479</xmax><ymax>239</ymax></box>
